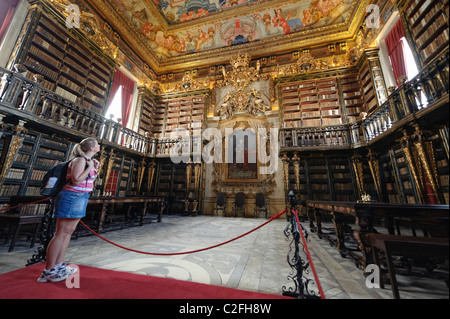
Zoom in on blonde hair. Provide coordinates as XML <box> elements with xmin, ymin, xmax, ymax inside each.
<box><xmin>72</xmin><ymin>137</ymin><xmax>98</xmax><ymax>157</ymax></box>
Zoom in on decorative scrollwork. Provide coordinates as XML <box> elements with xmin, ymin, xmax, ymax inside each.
<box><xmin>282</xmin><ymin>210</ymin><xmax>321</xmax><ymax>299</ymax></box>
<box><xmin>27</xmin><ymin>200</ymin><xmax>56</xmax><ymax>266</ymax></box>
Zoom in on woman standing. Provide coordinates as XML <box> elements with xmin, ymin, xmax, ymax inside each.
<box><xmin>37</xmin><ymin>137</ymin><xmax>100</xmax><ymax>282</ymax></box>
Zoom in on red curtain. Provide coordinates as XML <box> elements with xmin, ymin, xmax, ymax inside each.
<box><xmin>424</xmin><ymin>174</ymin><xmax>437</xmax><ymax>204</ymax></box>
<box><xmin>385</xmin><ymin>19</ymin><xmax>407</xmax><ymax>87</ymax></box>
<box><xmin>108</xmin><ymin>69</ymin><xmax>135</xmax><ymax>127</ymax></box>
<box><xmin>0</xmin><ymin>0</ymin><xmax>20</xmax><ymax>43</ymax></box>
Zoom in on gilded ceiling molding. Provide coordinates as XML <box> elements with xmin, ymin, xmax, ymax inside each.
<box><xmin>84</xmin><ymin>0</ymin><xmax>368</xmax><ymax>74</ymax></box>
<box><xmin>87</xmin><ymin>0</ymin><xmax>163</xmax><ymax>71</ymax></box>
<box><xmin>158</xmin><ymin>29</ymin><xmax>353</xmax><ymax>72</ymax></box>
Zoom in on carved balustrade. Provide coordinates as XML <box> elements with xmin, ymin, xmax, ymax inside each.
<box><xmin>0</xmin><ymin>66</ymin><xmax>154</xmax><ymax>155</ymax></box>
<box><xmin>281</xmin><ymin>48</ymin><xmax>449</xmax><ymax>148</ymax></box>
<box><xmin>1</xmin><ymin>48</ymin><xmax>448</xmax><ymax>155</ymax></box>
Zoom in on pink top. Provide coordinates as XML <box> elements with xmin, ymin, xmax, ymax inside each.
<box><xmin>62</xmin><ymin>161</ymin><xmax>98</xmax><ymax>193</ymax></box>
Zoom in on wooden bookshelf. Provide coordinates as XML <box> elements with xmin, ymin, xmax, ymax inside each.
<box><xmin>358</xmin><ymin>61</ymin><xmax>378</xmax><ymax>114</ymax></box>
<box><xmin>380</xmin><ymin>151</ymin><xmax>403</xmax><ymax>203</ymax></box>
<box><xmin>281</xmin><ymin>77</ymin><xmax>342</xmax><ymax>128</ymax></box>
<box><xmin>431</xmin><ymin>131</ymin><xmax>449</xmax><ymax>204</ymax></box>
<box><xmin>306</xmin><ymin>158</ymin><xmax>331</xmax><ymax>201</ymax></box>
<box><xmin>153</xmin><ymin>99</ymin><xmax>167</xmax><ymax>138</ymax></box>
<box><xmin>155</xmin><ymin>161</ymin><xmax>188</xmax><ymax>213</ymax></box>
<box><xmin>0</xmin><ymin>131</ymin><xmax>73</xmax><ymax>198</ymax></box>
<box><xmin>390</xmin><ymin>146</ymin><xmax>419</xmax><ymax>204</ymax></box>
<box><xmin>328</xmin><ymin>157</ymin><xmax>356</xmax><ymax>202</ymax></box>
<box><xmin>17</xmin><ymin>13</ymin><xmax>114</xmax><ymax>114</ymax></box>
<box><xmin>405</xmin><ymin>0</ymin><xmax>449</xmax><ymax>66</ymax></box>
<box><xmin>136</xmin><ymin>87</ymin><xmax>164</xmax><ymax>138</ymax></box>
<box><xmin>340</xmin><ymin>74</ymin><xmax>365</xmax><ymax>123</ymax></box>
<box><xmin>159</xmin><ymin>95</ymin><xmax>206</xmax><ymax>138</ymax></box>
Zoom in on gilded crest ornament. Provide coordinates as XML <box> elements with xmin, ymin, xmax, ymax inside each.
<box><xmin>221</xmin><ymin>53</ymin><xmax>261</xmax><ymax>91</ymax></box>
<box><xmin>216</xmin><ymin>53</ymin><xmax>269</xmax><ymax>119</ymax></box>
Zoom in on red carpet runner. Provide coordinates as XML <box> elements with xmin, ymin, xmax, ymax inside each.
<box><xmin>0</xmin><ymin>263</ymin><xmax>291</xmax><ymax>299</ymax></box>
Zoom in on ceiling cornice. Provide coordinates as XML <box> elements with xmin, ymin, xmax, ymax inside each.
<box><xmin>86</xmin><ymin>0</ymin><xmax>368</xmax><ymax>74</ymax></box>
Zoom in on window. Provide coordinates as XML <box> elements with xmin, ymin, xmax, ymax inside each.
<box><xmin>401</xmin><ymin>37</ymin><xmax>419</xmax><ymax>81</ymax></box>
<box><xmin>106</xmin><ymin>69</ymin><xmax>136</xmax><ymax>128</ymax></box>
<box><xmin>105</xmin><ymin>86</ymin><xmax>122</xmax><ymax>122</ymax></box>
<box><xmin>401</xmin><ymin>37</ymin><xmax>427</xmax><ymax>108</ymax></box>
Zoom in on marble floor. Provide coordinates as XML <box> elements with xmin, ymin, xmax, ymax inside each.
<box><xmin>0</xmin><ymin>215</ymin><xmax>448</xmax><ymax>299</ymax></box>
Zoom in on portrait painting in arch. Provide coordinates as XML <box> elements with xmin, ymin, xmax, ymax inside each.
<box><xmin>226</xmin><ymin>129</ymin><xmax>258</xmax><ymax>182</ymax></box>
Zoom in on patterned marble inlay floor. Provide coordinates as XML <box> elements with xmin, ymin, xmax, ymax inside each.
<box><xmin>1</xmin><ymin>215</ymin><xmax>448</xmax><ymax>299</ymax></box>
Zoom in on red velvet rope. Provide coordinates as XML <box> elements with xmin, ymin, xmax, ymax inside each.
<box><xmin>0</xmin><ymin>197</ymin><xmax>52</xmax><ymax>212</ymax></box>
<box><xmin>79</xmin><ymin>209</ymin><xmax>287</xmax><ymax>256</ymax></box>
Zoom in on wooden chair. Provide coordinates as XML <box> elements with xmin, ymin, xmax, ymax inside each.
<box><xmin>232</xmin><ymin>192</ymin><xmax>246</xmax><ymax>217</ymax></box>
<box><xmin>254</xmin><ymin>191</ymin><xmax>268</xmax><ymax>218</ymax></box>
<box><xmin>213</xmin><ymin>192</ymin><xmax>227</xmax><ymax>216</ymax></box>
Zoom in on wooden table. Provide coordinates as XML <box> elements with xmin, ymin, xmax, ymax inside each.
<box><xmin>0</xmin><ymin>214</ymin><xmax>43</xmax><ymax>252</ymax></box>
<box><xmin>88</xmin><ymin>197</ymin><xmax>165</xmax><ymax>232</ymax></box>
<box><xmin>302</xmin><ymin>201</ymin><xmax>449</xmax><ymax>267</ymax></box>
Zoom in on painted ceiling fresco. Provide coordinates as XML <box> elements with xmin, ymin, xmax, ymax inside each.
<box><xmin>152</xmin><ymin>0</ymin><xmax>263</xmax><ymax>24</ymax></box>
<box><xmin>111</xmin><ymin>0</ymin><xmax>358</xmax><ymax>59</ymax></box>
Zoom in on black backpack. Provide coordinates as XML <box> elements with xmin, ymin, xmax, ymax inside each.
<box><xmin>40</xmin><ymin>156</ymin><xmax>90</xmax><ymax>197</ymax></box>
<box><xmin>40</xmin><ymin>159</ymin><xmax>73</xmax><ymax>197</ymax></box>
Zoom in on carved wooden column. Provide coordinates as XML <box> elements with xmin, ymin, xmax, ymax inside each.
<box><xmin>351</xmin><ymin>153</ymin><xmax>365</xmax><ymax>199</ymax></box>
<box><xmin>399</xmin><ymin>131</ymin><xmax>425</xmax><ymax>203</ymax></box>
<box><xmin>410</xmin><ymin>126</ymin><xmax>444</xmax><ymax>204</ymax></box>
<box><xmin>147</xmin><ymin>160</ymin><xmax>156</xmax><ymax>194</ymax></box>
<box><xmin>0</xmin><ymin>120</ymin><xmax>26</xmax><ymax>187</ymax></box>
<box><xmin>136</xmin><ymin>158</ymin><xmax>146</xmax><ymax>194</ymax></box>
<box><xmin>194</xmin><ymin>163</ymin><xmax>202</xmax><ymax>194</ymax></box>
<box><xmin>282</xmin><ymin>153</ymin><xmax>290</xmax><ymax>203</ymax></box>
<box><xmin>292</xmin><ymin>152</ymin><xmax>300</xmax><ymax>193</ymax></box>
<box><xmin>367</xmin><ymin>149</ymin><xmax>384</xmax><ymax>202</ymax></box>
<box><xmin>102</xmin><ymin>150</ymin><xmax>116</xmax><ymax>196</ymax></box>
<box><xmin>186</xmin><ymin>161</ymin><xmax>193</xmax><ymax>193</ymax></box>
<box><xmin>93</xmin><ymin>148</ymin><xmax>107</xmax><ymax>193</ymax></box>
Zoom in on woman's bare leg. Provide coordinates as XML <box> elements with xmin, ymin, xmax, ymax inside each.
<box><xmin>45</xmin><ymin>218</ymin><xmax>80</xmax><ymax>270</ymax></box>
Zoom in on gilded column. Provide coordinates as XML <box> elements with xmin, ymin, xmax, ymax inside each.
<box><xmin>102</xmin><ymin>150</ymin><xmax>116</xmax><ymax>196</ymax></box>
<box><xmin>194</xmin><ymin>163</ymin><xmax>201</xmax><ymax>193</ymax></box>
<box><xmin>292</xmin><ymin>153</ymin><xmax>300</xmax><ymax>193</ymax></box>
<box><xmin>411</xmin><ymin>127</ymin><xmax>443</xmax><ymax>203</ymax></box>
<box><xmin>186</xmin><ymin>162</ymin><xmax>193</xmax><ymax>193</ymax></box>
<box><xmin>351</xmin><ymin>153</ymin><xmax>365</xmax><ymax>198</ymax></box>
<box><xmin>0</xmin><ymin>121</ymin><xmax>26</xmax><ymax>187</ymax></box>
<box><xmin>147</xmin><ymin>161</ymin><xmax>156</xmax><ymax>194</ymax></box>
<box><xmin>136</xmin><ymin>158</ymin><xmax>146</xmax><ymax>194</ymax></box>
<box><xmin>93</xmin><ymin>148</ymin><xmax>107</xmax><ymax>191</ymax></box>
<box><xmin>367</xmin><ymin>149</ymin><xmax>384</xmax><ymax>202</ymax></box>
<box><xmin>282</xmin><ymin>153</ymin><xmax>290</xmax><ymax>202</ymax></box>
<box><xmin>399</xmin><ymin>133</ymin><xmax>425</xmax><ymax>203</ymax></box>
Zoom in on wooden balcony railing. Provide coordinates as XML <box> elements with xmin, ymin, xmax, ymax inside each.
<box><xmin>1</xmin><ymin>49</ymin><xmax>448</xmax><ymax>156</ymax></box>
<box><xmin>281</xmin><ymin>48</ymin><xmax>449</xmax><ymax>150</ymax></box>
<box><xmin>0</xmin><ymin>67</ymin><xmax>172</xmax><ymax>157</ymax></box>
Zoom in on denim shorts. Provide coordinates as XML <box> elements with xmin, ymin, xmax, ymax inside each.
<box><xmin>54</xmin><ymin>191</ymin><xmax>90</xmax><ymax>219</ymax></box>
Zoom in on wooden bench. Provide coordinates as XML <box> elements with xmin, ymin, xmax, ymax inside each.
<box><xmin>0</xmin><ymin>214</ymin><xmax>43</xmax><ymax>252</ymax></box>
<box><xmin>303</xmin><ymin>201</ymin><xmax>449</xmax><ymax>267</ymax></box>
<box><xmin>368</xmin><ymin>233</ymin><xmax>449</xmax><ymax>299</ymax></box>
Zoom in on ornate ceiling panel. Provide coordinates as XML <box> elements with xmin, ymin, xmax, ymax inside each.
<box><xmin>86</xmin><ymin>0</ymin><xmax>368</xmax><ymax>73</ymax></box>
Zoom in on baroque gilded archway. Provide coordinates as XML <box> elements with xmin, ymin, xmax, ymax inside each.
<box><xmin>202</xmin><ymin>53</ymin><xmax>284</xmax><ymax>217</ymax></box>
